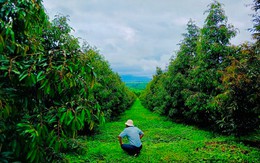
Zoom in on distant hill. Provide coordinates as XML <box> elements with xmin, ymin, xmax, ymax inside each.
<box><xmin>120</xmin><ymin>75</ymin><xmax>151</xmax><ymax>82</ymax></box>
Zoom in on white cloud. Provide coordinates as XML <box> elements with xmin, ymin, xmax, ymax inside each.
<box><xmin>42</xmin><ymin>0</ymin><xmax>254</xmax><ymax>78</ymax></box>
<box><xmin>172</xmin><ymin>17</ymin><xmax>191</xmax><ymax>27</ymax></box>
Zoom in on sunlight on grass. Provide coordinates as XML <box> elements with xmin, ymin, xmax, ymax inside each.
<box><xmin>66</xmin><ymin>99</ymin><xmax>260</xmax><ymax>162</ymax></box>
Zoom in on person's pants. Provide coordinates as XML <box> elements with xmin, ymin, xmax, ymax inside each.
<box><xmin>121</xmin><ymin>144</ymin><xmax>142</xmax><ymax>155</ymax></box>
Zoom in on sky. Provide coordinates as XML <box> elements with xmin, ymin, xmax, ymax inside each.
<box><xmin>42</xmin><ymin>0</ymin><xmax>254</xmax><ymax>78</ymax></box>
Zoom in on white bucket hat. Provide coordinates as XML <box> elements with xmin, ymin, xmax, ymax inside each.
<box><xmin>125</xmin><ymin>119</ymin><xmax>134</xmax><ymax>126</ymax></box>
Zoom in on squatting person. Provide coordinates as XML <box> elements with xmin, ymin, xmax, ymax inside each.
<box><xmin>118</xmin><ymin>119</ymin><xmax>144</xmax><ymax>156</ymax></box>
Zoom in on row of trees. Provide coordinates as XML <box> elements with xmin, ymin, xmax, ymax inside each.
<box><xmin>0</xmin><ymin>0</ymin><xmax>135</xmax><ymax>162</ymax></box>
<box><xmin>140</xmin><ymin>0</ymin><xmax>259</xmax><ymax>135</ymax></box>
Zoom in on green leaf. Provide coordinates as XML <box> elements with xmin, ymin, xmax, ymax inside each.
<box><xmin>46</xmin><ymin>83</ymin><xmax>51</xmax><ymax>94</ymax></box>
<box><xmin>0</xmin><ymin>66</ymin><xmax>9</xmax><ymax>70</ymax></box>
<box><xmin>80</xmin><ymin>109</ymin><xmax>85</xmax><ymax>122</ymax></box>
<box><xmin>60</xmin><ymin>112</ymin><xmax>66</xmax><ymax>124</ymax></box>
<box><xmin>71</xmin><ymin>119</ymin><xmax>76</xmax><ymax>130</ymax></box>
<box><xmin>62</xmin><ymin>139</ymin><xmax>67</xmax><ymax>149</ymax></box>
<box><xmin>10</xmin><ymin>30</ymin><xmax>15</xmax><ymax>42</ymax></box>
<box><xmin>19</xmin><ymin>72</ymin><xmax>28</xmax><ymax>81</ymax></box>
<box><xmin>66</xmin><ymin>111</ymin><xmax>74</xmax><ymax>125</ymax></box>
<box><xmin>12</xmin><ymin>70</ymin><xmax>20</xmax><ymax>75</ymax></box>
<box><xmin>54</xmin><ymin>141</ymin><xmax>60</xmax><ymax>152</ymax></box>
<box><xmin>40</xmin><ymin>80</ymin><xmax>48</xmax><ymax>89</ymax></box>
<box><xmin>31</xmin><ymin>73</ymin><xmax>36</xmax><ymax>84</ymax></box>
<box><xmin>76</xmin><ymin>118</ymin><xmax>82</xmax><ymax>130</ymax></box>
<box><xmin>89</xmin><ymin>121</ymin><xmax>94</xmax><ymax>130</ymax></box>
<box><xmin>30</xmin><ymin>149</ymin><xmax>37</xmax><ymax>162</ymax></box>
<box><xmin>49</xmin><ymin>136</ymin><xmax>57</xmax><ymax>147</ymax></box>
<box><xmin>27</xmin><ymin>149</ymin><xmax>34</xmax><ymax>160</ymax></box>
<box><xmin>85</xmin><ymin>109</ymin><xmax>91</xmax><ymax>121</ymax></box>
<box><xmin>36</xmin><ymin>71</ymin><xmax>44</xmax><ymax>81</ymax></box>
<box><xmin>49</xmin><ymin>116</ymin><xmax>56</xmax><ymax>124</ymax></box>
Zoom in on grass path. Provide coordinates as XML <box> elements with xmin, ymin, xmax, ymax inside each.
<box><xmin>66</xmin><ymin>99</ymin><xmax>260</xmax><ymax>162</ymax></box>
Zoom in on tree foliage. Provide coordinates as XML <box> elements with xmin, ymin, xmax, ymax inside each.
<box><xmin>140</xmin><ymin>67</ymin><xmax>168</xmax><ymax>115</ymax></box>
<box><xmin>0</xmin><ymin>0</ymin><xmax>135</xmax><ymax>162</ymax></box>
<box><xmin>251</xmin><ymin>0</ymin><xmax>260</xmax><ymax>45</ymax></box>
<box><xmin>81</xmin><ymin>46</ymin><xmax>136</xmax><ymax>120</ymax></box>
<box><xmin>216</xmin><ymin>43</ymin><xmax>260</xmax><ymax>134</ymax></box>
<box><xmin>141</xmin><ymin>0</ymin><xmax>259</xmax><ymax>135</ymax></box>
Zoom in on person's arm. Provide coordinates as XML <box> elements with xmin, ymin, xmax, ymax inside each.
<box><xmin>118</xmin><ymin>136</ymin><xmax>123</xmax><ymax>145</ymax></box>
<box><xmin>139</xmin><ymin>133</ymin><xmax>144</xmax><ymax>139</ymax></box>
<box><xmin>139</xmin><ymin>129</ymin><xmax>144</xmax><ymax>139</ymax></box>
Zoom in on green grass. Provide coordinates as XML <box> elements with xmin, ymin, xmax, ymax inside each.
<box><xmin>125</xmin><ymin>82</ymin><xmax>148</xmax><ymax>90</ymax></box>
<box><xmin>66</xmin><ymin>99</ymin><xmax>260</xmax><ymax>162</ymax></box>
